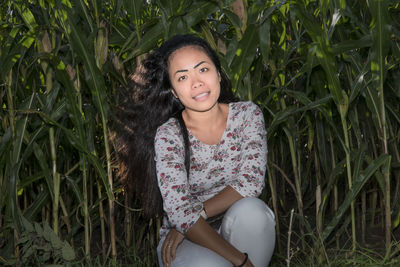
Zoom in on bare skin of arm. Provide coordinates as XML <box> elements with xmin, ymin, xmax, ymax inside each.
<box><xmin>162</xmin><ymin>185</ymin><xmax>253</xmax><ymax>266</ymax></box>
<box><xmin>203</xmin><ymin>185</ymin><xmax>243</xmax><ymax>217</ymax></box>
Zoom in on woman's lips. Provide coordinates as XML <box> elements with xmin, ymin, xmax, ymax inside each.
<box><xmin>193</xmin><ymin>91</ymin><xmax>210</xmax><ymax>101</ymax></box>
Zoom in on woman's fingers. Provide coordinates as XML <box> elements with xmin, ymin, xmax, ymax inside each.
<box><xmin>162</xmin><ymin>229</ymin><xmax>185</xmax><ymax>266</ymax></box>
<box><xmin>170</xmin><ymin>240</ymin><xmax>178</xmax><ymax>260</ymax></box>
<box><xmin>163</xmin><ymin>240</ymin><xmax>173</xmax><ymax>266</ymax></box>
<box><xmin>166</xmin><ymin>241</ymin><xmax>172</xmax><ymax>266</ymax></box>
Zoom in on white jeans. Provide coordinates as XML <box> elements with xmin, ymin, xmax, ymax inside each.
<box><xmin>157</xmin><ymin>197</ymin><xmax>276</xmax><ymax>267</ymax></box>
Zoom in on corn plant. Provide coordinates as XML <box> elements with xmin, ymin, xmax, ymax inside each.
<box><xmin>0</xmin><ymin>0</ymin><xmax>399</xmax><ymax>266</ymax></box>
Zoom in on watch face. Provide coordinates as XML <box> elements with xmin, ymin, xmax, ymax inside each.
<box><xmin>194</xmin><ymin>204</ymin><xmax>203</xmax><ymax>211</ymax></box>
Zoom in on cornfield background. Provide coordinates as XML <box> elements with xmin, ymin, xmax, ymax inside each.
<box><xmin>0</xmin><ymin>0</ymin><xmax>399</xmax><ymax>266</ymax></box>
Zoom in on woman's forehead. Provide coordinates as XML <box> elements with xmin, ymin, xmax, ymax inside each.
<box><xmin>167</xmin><ymin>46</ymin><xmax>213</xmax><ymax>70</ymax></box>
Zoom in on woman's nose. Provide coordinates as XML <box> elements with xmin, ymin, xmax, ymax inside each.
<box><xmin>192</xmin><ymin>76</ymin><xmax>203</xmax><ymax>89</ymax></box>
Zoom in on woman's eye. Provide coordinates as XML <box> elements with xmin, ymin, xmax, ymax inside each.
<box><xmin>178</xmin><ymin>75</ymin><xmax>186</xmax><ymax>82</ymax></box>
<box><xmin>200</xmin><ymin>67</ymin><xmax>209</xmax><ymax>73</ymax></box>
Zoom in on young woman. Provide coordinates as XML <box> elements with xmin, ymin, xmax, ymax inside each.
<box><xmin>115</xmin><ymin>35</ymin><xmax>275</xmax><ymax>267</ymax></box>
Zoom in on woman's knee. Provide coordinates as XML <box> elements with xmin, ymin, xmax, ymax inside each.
<box><xmin>224</xmin><ymin>197</ymin><xmax>275</xmax><ymax>228</ymax></box>
<box><xmin>220</xmin><ymin>198</ymin><xmax>276</xmax><ymax>266</ymax></box>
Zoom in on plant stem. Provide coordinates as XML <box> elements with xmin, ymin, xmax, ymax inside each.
<box><xmin>267</xmin><ymin>163</ymin><xmax>280</xmax><ymax>252</ymax></box>
<box><xmin>97</xmin><ymin>180</ymin><xmax>107</xmax><ymax>261</ymax></box>
<box><xmin>82</xmin><ymin>158</ymin><xmax>90</xmax><ymax>256</ymax></box>
<box><xmin>102</xmin><ymin>123</ymin><xmax>116</xmax><ymax>262</ymax></box>
<box><xmin>340</xmin><ymin>116</ymin><xmax>356</xmax><ymax>252</ymax></box>
<box><xmin>6</xmin><ymin>70</ymin><xmax>15</xmax><ymax>136</ymax></box>
<box><xmin>286</xmin><ymin>209</ymin><xmax>294</xmax><ymax>267</ymax></box>
<box><xmin>329</xmin><ymin>131</ymin><xmax>340</xmax><ymax>249</ymax></box>
<box><xmin>50</xmin><ymin>127</ymin><xmax>60</xmax><ymax>235</ymax></box>
<box><xmin>379</xmin><ymin>83</ymin><xmax>391</xmax><ymax>250</ymax></box>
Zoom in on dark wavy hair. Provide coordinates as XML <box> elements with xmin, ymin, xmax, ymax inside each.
<box><xmin>114</xmin><ymin>34</ymin><xmax>238</xmax><ymax>218</ymax></box>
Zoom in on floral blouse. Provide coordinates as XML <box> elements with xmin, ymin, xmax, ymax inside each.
<box><xmin>154</xmin><ymin>101</ymin><xmax>267</xmax><ymax>239</ymax></box>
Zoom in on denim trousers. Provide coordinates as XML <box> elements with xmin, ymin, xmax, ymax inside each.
<box><xmin>157</xmin><ymin>197</ymin><xmax>276</xmax><ymax>267</ymax></box>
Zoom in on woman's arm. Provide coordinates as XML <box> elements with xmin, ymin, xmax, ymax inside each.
<box><xmin>203</xmin><ymin>185</ymin><xmax>243</xmax><ymax>217</ymax></box>
<box><xmin>226</xmin><ymin>102</ymin><xmax>267</xmax><ymax>198</ymax></box>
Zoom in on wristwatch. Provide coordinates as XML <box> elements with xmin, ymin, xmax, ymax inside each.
<box><xmin>194</xmin><ymin>203</ymin><xmax>208</xmax><ymax>220</ymax></box>
<box><xmin>200</xmin><ymin>208</ymin><xmax>208</xmax><ymax>220</ymax></box>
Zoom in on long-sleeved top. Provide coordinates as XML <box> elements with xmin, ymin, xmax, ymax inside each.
<box><xmin>154</xmin><ymin>101</ymin><xmax>267</xmax><ymax>239</ymax></box>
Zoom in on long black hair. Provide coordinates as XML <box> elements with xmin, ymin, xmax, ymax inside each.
<box><xmin>114</xmin><ymin>34</ymin><xmax>238</xmax><ymax>218</ymax></box>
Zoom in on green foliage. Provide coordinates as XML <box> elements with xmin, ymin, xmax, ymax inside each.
<box><xmin>1</xmin><ymin>216</ymin><xmax>75</xmax><ymax>266</ymax></box>
<box><xmin>0</xmin><ymin>0</ymin><xmax>399</xmax><ymax>265</ymax></box>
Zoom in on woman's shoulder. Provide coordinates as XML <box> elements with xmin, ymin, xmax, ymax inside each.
<box><xmin>229</xmin><ymin>101</ymin><xmax>262</xmax><ymax>119</ymax></box>
<box><xmin>155</xmin><ymin>117</ymin><xmax>182</xmax><ymax>140</ymax></box>
<box><xmin>230</xmin><ymin>100</ymin><xmax>260</xmax><ymax>110</ymax></box>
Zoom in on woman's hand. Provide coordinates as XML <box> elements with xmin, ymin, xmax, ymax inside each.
<box><xmin>162</xmin><ymin>228</ymin><xmax>185</xmax><ymax>267</ymax></box>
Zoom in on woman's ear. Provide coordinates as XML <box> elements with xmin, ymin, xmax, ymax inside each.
<box><xmin>218</xmin><ymin>72</ymin><xmax>221</xmax><ymax>82</ymax></box>
<box><xmin>171</xmin><ymin>89</ymin><xmax>178</xmax><ymax>99</ymax></box>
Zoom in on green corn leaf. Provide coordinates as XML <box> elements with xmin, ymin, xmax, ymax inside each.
<box><xmin>322</xmin><ymin>153</ymin><xmax>390</xmax><ymax>241</ymax></box>
<box><xmin>55</xmin><ymin>66</ymin><xmax>86</xmax><ymax>143</ymax></box>
<box><xmin>32</xmin><ymin>142</ymin><xmax>53</xmax><ymax>199</ymax></box>
<box><xmin>230</xmin><ymin>24</ymin><xmax>258</xmax><ymax>93</ymax></box>
<box><xmin>331</xmin><ymin>35</ymin><xmax>372</xmax><ymax>55</ymax></box>
<box><xmin>72</xmin><ymin>0</ymin><xmax>94</xmax><ymax>32</ymax></box>
<box><xmin>259</xmin><ymin>18</ymin><xmax>271</xmax><ymax>66</ymax></box>
<box><xmin>182</xmin><ymin>1</ymin><xmax>218</xmax><ymax>28</ymax></box>
<box><xmin>168</xmin><ymin>16</ymin><xmax>187</xmax><ymax>38</ymax></box>
<box><xmin>13</xmin><ymin>2</ymin><xmax>37</xmax><ymax>30</ymax></box>
<box><xmin>352</xmin><ymin>148</ymin><xmax>366</xmax><ymax>186</ymax></box>
<box><xmin>66</xmin><ymin>176</ymin><xmax>83</xmax><ymax>204</ymax></box>
<box><xmin>267</xmin><ymin>94</ymin><xmax>332</xmax><ymax>136</ymax></box>
<box><xmin>12</xmin><ymin>95</ymin><xmax>35</xmax><ymax>164</ymax></box>
<box><xmin>57</xmin><ymin>6</ymin><xmax>110</xmax><ymax>122</ymax></box>
<box><xmin>35</xmin><ymin>111</ymin><xmax>114</xmax><ymax>200</ymax></box>
<box><xmin>318</xmin><ymin>157</ymin><xmax>347</xmax><ymax>216</ymax></box>
<box><xmin>386</xmin><ymin>103</ymin><xmax>400</xmax><ymax>124</ymax></box>
<box><xmin>369</xmin><ymin>0</ymin><xmax>391</xmax><ymax>90</ymax></box>
<box><xmin>294</xmin><ymin>2</ymin><xmax>346</xmax><ymax>115</ymax></box>
<box><xmin>43</xmin><ymin>83</ymin><xmax>61</xmax><ymax>114</ymax></box>
<box><xmin>126</xmin><ymin>0</ymin><xmax>143</xmax><ymax>24</ymax></box>
<box><xmin>369</xmin><ymin>0</ymin><xmax>391</xmax><ymax>135</ymax></box>
<box><xmin>18</xmin><ymin>172</ymin><xmax>45</xmax><ymax>189</ymax></box>
<box><xmin>23</xmin><ymin>191</ymin><xmax>50</xmax><ymax>220</ymax></box>
<box><xmin>316</xmin><ymin>118</ymin><xmax>331</xmax><ymax>177</ymax></box>
<box><xmin>222</xmin><ymin>8</ymin><xmax>242</xmax><ymax>29</ymax></box>
<box><xmin>124</xmin><ymin>22</ymin><xmax>163</xmax><ymax>62</ymax></box>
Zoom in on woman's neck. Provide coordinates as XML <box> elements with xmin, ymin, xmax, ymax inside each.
<box><xmin>182</xmin><ymin>103</ymin><xmax>228</xmax><ymax>131</ymax></box>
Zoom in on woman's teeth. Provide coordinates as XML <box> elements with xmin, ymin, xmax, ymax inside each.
<box><xmin>194</xmin><ymin>92</ymin><xmax>209</xmax><ymax>99</ymax></box>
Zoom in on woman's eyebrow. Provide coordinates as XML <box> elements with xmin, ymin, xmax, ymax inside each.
<box><xmin>193</xmin><ymin>61</ymin><xmax>206</xmax><ymax>69</ymax></box>
<box><xmin>174</xmin><ymin>61</ymin><xmax>207</xmax><ymax>76</ymax></box>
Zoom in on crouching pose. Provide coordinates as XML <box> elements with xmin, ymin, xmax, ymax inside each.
<box><xmin>115</xmin><ymin>34</ymin><xmax>275</xmax><ymax>267</ymax></box>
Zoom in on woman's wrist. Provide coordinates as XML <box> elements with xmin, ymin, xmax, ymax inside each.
<box><xmin>235</xmin><ymin>252</ymin><xmax>248</xmax><ymax>267</ymax></box>
<box><xmin>230</xmin><ymin>251</ymin><xmax>248</xmax><ymax>266</ymax></box>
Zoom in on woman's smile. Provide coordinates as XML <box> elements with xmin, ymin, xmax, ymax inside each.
<box><xmin>193</xmin><ymin>91</ymin><xmax>210</xmax><ymax>101</ymax></box>
<box><xmin>168</xmin><ymin>45</ymin><xmax>221</xmax><ymax>113</ymax></box>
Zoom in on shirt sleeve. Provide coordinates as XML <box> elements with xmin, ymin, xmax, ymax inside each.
<box><xmin>154</xmin><ymin>120</ymin><xmax>202</xmax><ymax>234</ymax></box>
<box><xmin>228</xmin><ymin>102</ymin><xmax>267</xmax><ymax>197</ymax></box>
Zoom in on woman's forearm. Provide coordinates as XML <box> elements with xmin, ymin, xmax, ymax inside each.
<box><xmin>185</xmin><ymin>217</ymin><xmax>246</xmax><ymax>266</ymax></box>
<box><xmin>203</xmin><ymin>185</ymin><xmax>243</xmax><ymax>218</ymax></box>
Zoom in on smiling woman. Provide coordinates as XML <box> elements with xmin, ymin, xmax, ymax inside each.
<box><xmin>168</xmin><ymin>46</ymin><xmax>222</xmax><ymax>114</ymax></box>
<box><xmin>114</xmin><ymin>35</ymin><xmax>276</xmax><ymax>267</ymax></box>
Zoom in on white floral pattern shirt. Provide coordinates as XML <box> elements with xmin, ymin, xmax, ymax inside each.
<box><xmin>154</xmin><ymin>101</ymin><xmax>267</xmax><ymax>238</ymax></box>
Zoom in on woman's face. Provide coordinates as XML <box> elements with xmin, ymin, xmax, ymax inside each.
<box><xmin>168</xmin><ymin>45</ymin><xmax>221</xmax><ymax>113</ymax></box>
